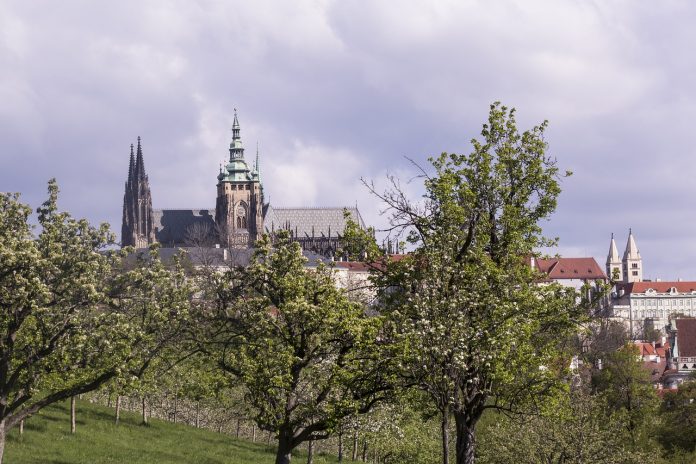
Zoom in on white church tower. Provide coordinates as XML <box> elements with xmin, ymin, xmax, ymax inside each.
<box><xmin>622</xmin><ymin>228</ymin><xmax>643</xmax><ymax>283</ymax></box>
<box><xmin>606</xmin><ymin>233</ymin><xmax>622</xmax><ymax>282</ymax></box>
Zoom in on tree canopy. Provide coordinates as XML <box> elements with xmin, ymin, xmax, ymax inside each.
<box><xmin>200</xmin><ymin>232</ymin><xmax>394</xmax><ymax>464</ymax></box>
<box><xmin>370</xmin><ymin>103</ymin><xmax>584</xmax><ymax>464</ymax></box>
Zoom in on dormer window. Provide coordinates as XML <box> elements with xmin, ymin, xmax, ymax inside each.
<box><xmin>671</xmin><ymin>287</ymin><xmax>678</xmax><ymax>295</ymax></box>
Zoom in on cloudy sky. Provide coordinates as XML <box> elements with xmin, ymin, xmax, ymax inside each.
<box><xmin>2</xmin><ymin>0</ymin><xmax>695</xmax><ymax>279</ymax></box>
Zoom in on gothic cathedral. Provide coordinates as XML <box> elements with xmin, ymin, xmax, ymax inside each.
<box><xmin>121</xmin><ymin>111</ymin><xmax>365</xmax><ymax>255</ymax></box>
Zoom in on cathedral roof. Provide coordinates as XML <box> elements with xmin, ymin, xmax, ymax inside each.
<box><xmin>265</xmin><ymin>206</ymin><xmax>365</xmax><ymax>238</ymax></box>
<box><xmin>149</xmin><ymin>205</ymin><xmax>365</xmax><ymax>247</ymax></box>
<box><xmin>152</xmin><ymin>209</ymin><xmax>216</xmax><ymax>247</ymax></box>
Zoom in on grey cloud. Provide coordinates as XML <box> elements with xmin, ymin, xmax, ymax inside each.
<box><xmin>2</xmin><ymin>0</ymin><xmax>696</xmax><ymax>279</ymax></box>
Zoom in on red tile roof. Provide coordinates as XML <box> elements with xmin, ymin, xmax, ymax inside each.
<box><xmin>636</xmin><ymin>342</ymin><xmax>656</xmax><ymax>356</ymax></box>
<box><xmin>533</xmin><ymin>257</ymin><xmax>607</xmax><ymax>280</ymax></box>
<box><xmin>676</xmin><ymin>319</ymin><xmax>696</xmax><ymax>357</ymax></box>
<box><xmin>619</xmin><ymin>281</ymin><xmax>696</xmax><ymax>295</ymax></box>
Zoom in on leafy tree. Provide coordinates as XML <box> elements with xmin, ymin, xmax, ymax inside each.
<box><xmin>0</xmin><ymin>181</ymin><xmax>127</xmax><ymax>462</ymax></box>
<box><xmin>110</xmin><ymin>247</ymin><xmax>195</xmax><ymax>425</ymax></box>
<box><xmin>592</xmin><ymin>344</ymin><xmax>659</xmax><ymax>449</ymax></box>
<box><xmin>477</xmin><ymin>388</ymin><xmax>661</xmax><ymax>464</ymax></box>
<box><xmin>658</xmin><ymin>381</ymin><xmax>696</xmax><ymax>455</ymax></box>
<box><xmin>337</xmin><ymin>209</ymin><xmax>381</xmax><ymax>262</ymax></box>
<box><xmin>201</xmin><ymin>232</ymin><xmax>393</xmax><ymax>464</ymax></box>
<box><xmin>369</xmin><ymin>103</ymin><xmax>584</xmax><ymax>464</ymax></box>
<box><xmin>0</xmin><ymin>181</ymin><xmax>195</xmax><ymax>462</ymax></box>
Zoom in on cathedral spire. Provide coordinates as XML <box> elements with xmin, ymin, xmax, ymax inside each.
<box><xmin>135</xmin><ymin>136</ymin><xmax>146</xmax><ymax>180</ymax></box>
<box><xmin>128</xmin><ymin>144</ymin><xmax>135</xmax><ymax>184</ymax></box>
<box><xmin>122</xmin><ymin>136</ymin><xmax>156</xmax><ymax>248</ymax></box>
<box><xmin>622</xmin><ymin>228</ymin><xmax>642</xmax><ymax>283</ymax></box>
<box><xmin>229</xmin><ymin>109</ymin><xmax>244</xmax><ymax>160</ymax></box>
<box><xmin>232</xmin><ymin>108</ymin><xmax>240</xmax><ymax>140</ymax></box>
<box><xmin>606</xmin><ymin>232</ymin><xmax>622</xmax><ymax>281</ymax></box>
<box><xmin>607</xmin><ymin>233</ymin><xmax>620</xmax><ymax>264</ymax></box>
<box><xmin>255</xmin><ymin>142</ymin><xmax>261</xmax><ymax>181</ymax></box>
<box><xmin>623</xmin><ymin>228</ymin><xmax>641</xmax><ymax>260</ymax></box>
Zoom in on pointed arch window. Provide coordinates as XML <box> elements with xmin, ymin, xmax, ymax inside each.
<box><xmin>236</xmin><ymin>203</ymin><xmax>248</xmax><ymax>230</ymax></box>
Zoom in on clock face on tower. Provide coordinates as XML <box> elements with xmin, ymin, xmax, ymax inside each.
<box><xmin>236</xmin><ymin>205</ymin><xmax>246</xmax><ymax>218</ymax></box>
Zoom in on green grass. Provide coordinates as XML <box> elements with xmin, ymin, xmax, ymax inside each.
<box><xmin>5</xmin><ymin>400</ymin><xmax>337</xmax><ymax>464</ymax></box>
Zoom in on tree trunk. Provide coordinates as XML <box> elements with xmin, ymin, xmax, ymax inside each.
<box><xmin>0</xmin><ymin>419</ymin><xmax>6</xmax><ymax>464</ymax></box>
<box><xmin>19</xmin><ymin>419</ymin><xmax>24</xmax><ymax>436</ymax></box>
<box><xmin>352</xmin><ymin>432</ymin><xmax>358</xmax><ymax>461</ymax></box>
<box><xmin>454</xmin><ymin>413</ymin><xmax>476</xmax><ymax>464</ymax></box>
<box><xmin>338</xmin><ymin>430</ymin><xmax>343</xmax><ymax>462</ymax></box>
<box><xmin>361</xmin><ymin>440</ymin><xmax>367</xmax><ymax>462</ymax></box>
<box><xmin>236</xmin><ymin>418</ymin><xmax>241</xmax><ymax>438</ymax></box>
<box><xmin>441</xmin><ymin>406</ymin><xmax>450</xmax><ymax>464</ymax></box>
<box><xmin>142</xmin><ymin>397</ymin><xmax>148</xmax><ymax>425</ymax></box>
<box><xmin>307</xmin><ymin>439</ymin><xmax>314</xmax><ymax>464</ymax></box>
<box><xmin>275</xmin><ymin>430</ymin><xmax>293</xmax><ymax>464</ymax></box>
<box><xmin>173</xmin><ymin>395</ymin><xmax>178</xmax><ymax>424</ymax></box>
<box><xmin>70</xmin><ymin>396</ymin><xmax>76</xmax><ymax>434</ymax></box>
<box><xmin>267</xmin><ymin>431</ymin><xmax>272</xmax><ymax>446</ymax></box>
<box><xmin>252</xmin><ymin>424</ymin><xmax>257</xmax><ymax>442</ymax></box>
<box><xmin>195</xmin><ymin>401</ymin><xmax>200</xmax><ymax>428</ymax></box>
<box><xmin>115</xmin><ymin>396</ymin><xmax>121</xmax><ymax>424</ymax></box>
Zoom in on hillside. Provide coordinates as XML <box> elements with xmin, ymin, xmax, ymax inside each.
<box><xmin>4</xmin><ymin>399</ymin><xmax>337</xmax><ymax>464</ymax></box>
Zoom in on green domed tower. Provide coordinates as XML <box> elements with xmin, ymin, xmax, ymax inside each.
<box><xmin>215</xmin><ymin>110</ymin><xmax>264</xmax><ymax>247</ymax></box>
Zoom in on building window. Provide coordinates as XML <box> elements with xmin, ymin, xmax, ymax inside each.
<box><xmin>632</xmin><ymin>271</ymin><xmax>638</xmax><ymax>276</ymax></box>
<box><xmin>632</xmin><ymin>263</ymin><xmax>638</xmax><ymax>269</ymax></box>
<box><xmin>236</xmin><ymin>204</ymin><xmax>247</xmax><ymax>229</ymax></box>
<box><xmin>245</xmin><ymin>184</ymin><xmax>250</xmax><ymax>190</ymax></box>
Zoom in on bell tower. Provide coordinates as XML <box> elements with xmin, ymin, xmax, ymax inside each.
<box><xmin>121</xmin><ymin>137</ymin><xmax>156</xmax><ymax>248</ymax></box>
<box><xmin>622</xmin><ymin>228</ymin><xmax>643</xmax><ymax>283</ymax></box>
<box><xmin>606</xmin><ymin>233</ymin><xmax>622</xmax><ymax>282</ymax></box>
<box><xmin>215</xmin><ymin>110</ymin><xmax>264</xmax><ymax>247</ymax></box>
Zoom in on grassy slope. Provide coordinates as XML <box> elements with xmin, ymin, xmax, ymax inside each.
<box><xmin>5</xmin><ymin>399</ymin><xmax>337</xmax><ymax>464</ymax></box>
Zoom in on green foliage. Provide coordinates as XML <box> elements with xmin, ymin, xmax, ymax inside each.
<box><xmin>356</xmin><ymin>400</ymin><xmax>442</xmax><ymax>464</ymax></box>
<box><xmin>0</xmin><ymin>180</ymin><xmax>196</xmax><ymax>464</ymax></box>
<box><xmin>202</xmin><ymin>231</ymin><xmax>393</xmax><ymax>462</ymax></box>
<box><xmin>477</xmin><ymin>388</ymin><xmax>662</xmax><ymax>464</ymax></box>
<box><xmin>337</xmin><ymin>209</ymin><xmax>381</xmax><ymax>262</ymax></box>
<box><xmin>371</xmin><ymin>102</ymin><xmax>584</xmax><ymax>462</ymax></box>
<box><xmin>592</xmin><ymin>344</ymin><xmax>660</xmax><ymax>448</ymax></box>
<box><xmin>0</xmin><ymin>180</ymin><xmax>126</xmax><ymax>435</ymax></box>
<box><xmin>109</xmin><ymin>247</ymin><xmax>194</xmax><ymax>401</ymax></box>
<box><xmin>658</xmin><ymin>382</ymin><xmax>696</xmax><ymax>455</ymax></box>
